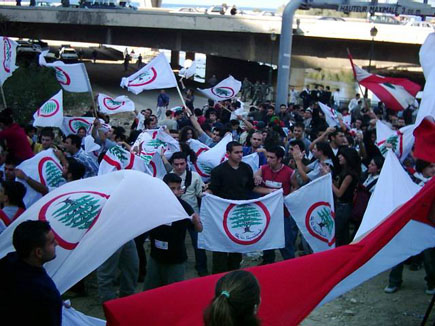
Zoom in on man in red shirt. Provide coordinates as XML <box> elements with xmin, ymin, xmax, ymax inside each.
<box><xmin>254</xmin><ymin>146</ymin><xmax>297</xmax><ymax>264</ymax></box>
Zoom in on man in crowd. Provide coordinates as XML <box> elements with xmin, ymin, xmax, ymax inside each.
<box><xmin>0</xmin><ymin>220</ymin><xmax>62</xmax><ymax>326</ymax></box>
<box><xmin>156</xmin><ymin>89</ymin><xmax>170</xmax><ymax>121</ymax></box>
<box><xmin>243</xmin><ymin>130</ymin><xmax>267</xmax><ymax>166</ymax></box>
<box><xmin>64</xmin><ymin>134</ymin><xmax>99</xmax><ymax>178</ymax></box>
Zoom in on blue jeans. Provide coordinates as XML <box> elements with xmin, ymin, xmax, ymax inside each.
<box><xmin>263</xmin><ymin>216</ymin><xmax>298</xmax><ymax>264</ymax></box>
<box><xmin>143</xmin><ymin>256</ymin><xmax>185</xmax><ymax>291</ymax></box>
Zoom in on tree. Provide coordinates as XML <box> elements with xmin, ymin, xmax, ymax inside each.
<box><xmin>317</xmin><ymin>207</ymin><xmax>334</xmax><ymax>235</ymax></box>
<box><xmin>53</xmin><ymin>195</ymin><xmax>101</xmax><ymax>230</ymax></box>
<box><xmin>229</xmin><ymin>204</ymin><xmax>263</xmax><ymax>233</ymax></box>
<box><xmin>45</xmin><ymin>161</ymin><xmax>66</xmax><ymax>188</ymax></box>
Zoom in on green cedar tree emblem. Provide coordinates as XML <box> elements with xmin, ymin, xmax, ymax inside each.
<box><xmin>380</xmin><ymin>135</ymin><xmax>398</xmax><ymax>155</ymax></box>
<box><xmin>53</xmin><ymin>195</ymin><xmax>101</xmax><ymax>230</ymax></box>
<box><xmin>73</xmin><ymin>121</ymin><xmax>89</xmax><ymax>132</ymax></box>
<box><xmin>316</xmin><ymin>207</ymin><xmax>334</xmax><ymax>236</ymax></box>
<box><xmin>140</xmin><ymin>153</ymin><xmax>153</xmax><ymax>164</ymax></box>
<box><xmin>42</xmin><ymin>101</ymin><xmax>56</xmax><ymax>114</ymax></box>
<box><xmin>382</xmin><ymin>82</ymin><xmax>396</xmax><ymax>90</ymax></box>
<box><xmin>215</xmin><ymin>88</ymin><xmax>230</xmax><ymax>96</ymax></box>
<box><xmin>229</xmin><ymin>204</ymin><xmax>263</xmax><ymax>233</ymax></box>
<box><xmin>45</xmin><ymin>161</ymin><xmax>65</xmax><ymax>188</ymax></box>
<box><xmin>109</xmin><ymin>145</ymin><xmax>127</xmax><ymax>162</ymax></box>
<box><xmin>198</xmin><ymin>162</ymin><xmax>212</xmax><ymax>174</ymax></box>
<box><xmin>146</xmin><ymin>139</ymin><xmax>166</xmax><ymax>149</ymax></box>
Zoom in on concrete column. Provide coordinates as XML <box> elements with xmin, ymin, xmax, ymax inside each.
<box><xmin>185</xmin><ymin>52</ymin><xmax>195</xmax><ymax>61</ymax></box>
<box><xmin>105</xmin><ymin>28</ymin><xmax>112</xmax><ymax>45</ymax></box>
<box><xmin>171</xmin><ymin>51</ymin><xmax>180</xmax><ymax>69</ymax></box>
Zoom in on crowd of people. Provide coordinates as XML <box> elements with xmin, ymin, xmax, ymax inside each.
<box><xmin>0</xmin><ymin>75</ymin><xmax>433</xmax><ymax>325</ymax></box>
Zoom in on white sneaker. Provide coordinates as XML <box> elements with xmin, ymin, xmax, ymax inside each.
<box><xmin>384</xmin><ymin>285</ymin><xmax>399</xmax><ymax>293</ymax></box>
<box><xmin>425</xmin><ymin>287</ymin><xmax>435</xmax><ymax>295</ymax></box>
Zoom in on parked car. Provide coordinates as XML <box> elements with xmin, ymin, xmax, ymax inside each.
<box><xmin>28</xmin><ymin>39</ymin><xmax>49</xmax><ymax>51</ymax></box>
<box><xmin>16</xmin><ymin>40</ymin><xmax>41</xmax><ymax>54</ymax></box>
<box><xmin>368</xmin><ymin>15</ymin><xmax>401</xmax><ymax>25</ymax></box>
<box><xmin>59</xmin><ymin>47</ymin><xmax>78</xmax><ymax>61</ymax></box>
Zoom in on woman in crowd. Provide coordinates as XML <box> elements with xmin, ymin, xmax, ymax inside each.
<box><xmin>0</xmin><ymin>180</ymin><xmax>26</xmax><ymax>234</ymax></box>
<box><xmin>362</xmin><ymin>155</ymin><xmax>384</xmax><ymax>194</ymax></box>
<box><xmin>204</xmin><ymin>270</ymin><xmax>261</xmax><ymax>326</ymax></box>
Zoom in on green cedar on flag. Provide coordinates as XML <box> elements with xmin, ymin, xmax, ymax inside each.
<box><xmin>198</xmin><ymin>189</ymin><xmax>284</xmax><ymax>253</ymax></box>
<box><xmin>33</xmin><ymin>89</ymin><xmax>64</xmax><ymax>128</ymax></box>
<box><xmin>375</xmin><ymin>120</ymin><xmax>415</xmax><ymax>162</ymax></box>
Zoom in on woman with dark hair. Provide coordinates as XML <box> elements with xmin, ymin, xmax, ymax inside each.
<box><xmin>326</xmin><ymin>147</ymin><xmax>361</xmax><ymax>246</ymax></box>
<box><xmin>0</xmin><ymin>109</ymin><xmax>34</xmax><ymax>162</ymax></box>
<box><xmin>179</xmin><ymin>126</ymin><xmax>198</xmax><ymax>143</ymax></box>
<box><xmin>0</xmin><ymin>181</ymin><xmax>26</xmax><ymax>233</ymax></box>
<box><xmin>362</xmin><ymin>155</ymin><xmax>384</xmax><ymax>194</ymax></box>
<box><xmin>204</xmin><ymin>270</ymin><xmax>261</xmax><ymax>326</ymax></box>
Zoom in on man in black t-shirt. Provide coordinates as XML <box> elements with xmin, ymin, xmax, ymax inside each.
<box><xmin>143</xmin><ymin>173</ymin><xmax>202</xmax><ymax>291</ymax></box>
<box><xmin>207</xmin><ymin>141</ymin><xmax>255</xmax><ymax>274</ymax></box>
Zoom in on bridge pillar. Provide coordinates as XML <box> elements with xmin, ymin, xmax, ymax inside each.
<box><xmin>171</xmin><ymin>51</ymin><xmax>180</xmax><ymax>69</ymax></box>
<box><xmin>105</xmin><ymin>28</ymin><xmax>112</xmax><ymax>45</ymax></box>
<box><xmin>185</xmin><ymin>52</ymin><xmax>195</xmax><ymax>61</ymax></box>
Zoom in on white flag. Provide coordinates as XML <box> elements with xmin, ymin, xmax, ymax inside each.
<box><xmin>133</xmin><ymin>128</ymin><xmax>180</xmax><ymax>159</ymax></box>
<box><xmin>60</xmin><ymin>117</ymin><xmax>95</xmax><ymax>136</ymax></box>
<box><xmin>0</xmin><ymin>170</ymin><xmax>190</xmax><ymax>294</ymax></box>
<box><xmin>318</xmin><ymin>102</ymin><xmax>340</xmax><ymax>127</ymax></box>
<box><xmin>376</xmin><ymin>120</ymin><xmax>415</xmax><ymax>162</ymax></box>
<box><xmin>198</xmin><ymin>190</ymin><xmax>284</xmax><ymax>253</ymax></box>
<box><xmin>33</xmin><ymin>90</ymin><xmax>64</xmax><ymax>128</ymax></box>
<box><xmin>198</xmin><ymin>76</ymin><xmax>242</xmax><ymax>101</ymax></box>
<box><xmin>98</xmin><ymin>145</ymin><xmax>146</xmax><ymax>175</ymax></box>
<box><xmin>179</xmin><ymin>60</ymin><xmax>196</xmax><ymax>79</ymax></box>
<box><xmin>120</xmin><ymin>53</ymin><xmax>177</xmax><ymax>95</ymax></box>
<box><xmin>354</xmin><ymin>150</ymin><xmax>420</xmax><ymax>239</ymax></box>
<box><xmin>144</xmin><ymin>151</ymin><xmax>166</xmax><ymax>179</ymax></box>
<box><xmin>0</xmin><ymin>37</ymin><xmax>19</xmax><ymax>86</ymax></box>
<box><xmin>192</xmin><ymin>133</ymin><xmax>232</xmax><ymax>181</ymax></box>
<box><xmin>97</xmin><ymin>93</ymin><xmax>135</xmax><ymax>115</ymax></box>
<box><xmin>241</xmin><ymin>152</ymin><xmax>260</xmax><ymax>173</ymax></box>
<box><xmin>39</xmin><ymin>52</ymin><xmax>91</xmax><ymax>93</ymax></box>
<box><xmin>16</xmin><ymin>149</ymin><xmax>66</xmax><ymax>209</ymax></box>
<box><xmin>285</xmin><ymin>174</ymin><xmax>335</xmax><ymax>252</ymax></box>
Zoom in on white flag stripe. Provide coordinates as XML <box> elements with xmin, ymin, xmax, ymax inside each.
<box><xmin>198</xmin><ymin>190</ymin><xmax>284</xmax><ymax>253</ymax></box>
<box><xmin>318</xmin><ymin>102</ymin><xmax>340</xmax><ymax>127</ymax></box>
<box><xmin>285</xmin><ymin>174</ymin><xmax>335</xmax><ymax>252</ymax></box>
<box><xmin>379</xmin><ymin>83</ymin><xmax>415</xmax><ymax>110</ymax></box>
<box><xmin>97</xmin><ymin>93</ymin><xmax>135</xmax><ymax>115</ymax></box>
<box><xmin>120</xmin><ymin>53</ymin><xmax>177</xmax><ymax>95</ymax></box>
<box><xmin>0</xmin><ymin>170</ymin><xmax>190</xmax><ymax>294</ymax></box>
<box><xmin>33</xmin><ymin>89</ymin><xmax>64</xmax><ymax>128</ymax></box>
<box><xmin>376</xmin><ymin>120</ymin><xmax>415</xmax><ymax>162</ymax></box>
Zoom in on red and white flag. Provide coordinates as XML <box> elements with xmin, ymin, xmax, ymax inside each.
<box><xmin>0</xmin><ymin>170</ymin><xmax>190</xmax><ymax>295</ymax></box>
<box><xmin>103</xmin><ymin>178</ymin><xmax>435</xmax><ymax>326</ymax></box>
<box><xmin>0</xmin><ymin>37</ymin><xmax>19</xmax><ymax>86</ymax></box>
<box><xmin>144</xmin><ymin>151</ymin><xmax>166</xmax><ymax>179</ymax></box>
<box><xmin>39</xmin><ymin>51</ymin><xmax>92</xmax><ymax>93</ymax></box>
<box><xmin>376</xmin><ymin>120</ymin><xmax>415</xmax><ymax>162</ymax></box>
<box><xmin>179</xmin><ymin>60</ymin><xmax>197</xmax><ymax>79</ymax></box>
<box><xmin>318</xmin><ymin>102</ymin><xmax>340</xmax><ymax>127</ymax></box>
<box><xmin>413</xmin><ymin>33</ymin><xmax>435</xmax><ymax>162</ymax></box>
<box><xmin>133</xmin><ymin>128</ymin><xmax>180</xmax><ymax>160</ymax></box>
<box><xmin>61</xmin><ymin>117</ymin><xmax>95</xmax><ymax>136</ymax></box>
<box><xmin>198</xmin><ymin>75</ymin><xmax>242</xmax><ymax>101</ymax></box>
<box><xmin>33</xmin><ymin>90</ymin><xmax>64</xmax><ymax>128</ymax></box>
<box><xmin>348</xmin><ymin>52</ymin><xmax>420</xmax><ymax>111</ymax></box>
<box><xmin>97</xmin><ymin>93</ymin><xmax>135</xmax><ymax>115</ymax></box>
<box><xmin>98</xmin><ymin>145</ymin><xmax>146</xmax><ymax>175</ymax></box>
<box><xmin>120</xmin><ymin>53</ymin><xmax>177</xmax><ymax>95</ymax></box>
<box><xmin>285</xmin><ymin>173</ymin><xmax>335</xmax><ymax>252</ymax></box>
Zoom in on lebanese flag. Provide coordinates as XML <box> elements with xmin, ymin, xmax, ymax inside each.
<box><xmin>0</xmin><ymin>37</ymin><xmax>19</xmax><ymax>86</ymax></box>
<box><xmin>133</xmin><ymin>128</ymin><xmax>180</xmax><ymax>160</ymax></box>
<box><xmin>143</xmin><ymin>151</ymin><xmax>166</xmax><ymax>179</ymax></box>
<box><xmin>33</xmin><ymin>89</ymin><xmax>64</xmax><ymax>128</ymax></box>
<box><xmin>198</xmin><ymin>75</ymin><xmax>242</xmax><ymax>101</ymax></box>
<box><xmin>97</xmin><ymin>93</ymin><xmax>135</xmax><ymax>115</ymax></box>
<box><xmin>285</xmin><ymin>173</ymin><xmax>335</xmax><ymax>252</ymax></box>
<box><xmin>376</xmin><ymin>120</ymin><xmax>415</xmax><ymax>162</ymax></box>
<box><xmin>198</xmin><ymin>190</ymin><xmax>284</xmax><ymax>253</ymax></box>
<box><xmin>348</xmin><ymin>51</ymin><xmax>420</xmax><ymax>111</ymax></box>
<box><xmin>413</xmin><ymin>33</ymin><xmax>435</xmax><ymax>162</ymax></box>
<box><xmin>99</xmin><ymin>145</ymin><xmax>146</xmax><ymax>175</ymax></box>
<box><xmin>318</xmin><ymin>102</ymin><xmax>340</xmax><ymax>127</ymax></box>
<box><xmin>0</xmin><ymin>170</ymin><xmax>190</xmax><ymax>294</ymax></box>
<box><xmin>60</xmin><ymin>117</ymin><xmax>108</xmax><ymax>136</ymax></box>
<box><xmin>120</xmin><ymin>53</ymin><xmax>177</xmax><ymax>95</ymax></box>
<box><xmin>103</xmin><ymin>178</ymin><xmax>435</xmax><ymax>326</ymax></box>
<box><xmin>39</xmin><ymin>51</ymin><xmax>92</xmax><ymax>93</ymax></box>
<box><xmin>16</xmin><ymin>148</ymin><xmax>66</xmax><ymax>209</ymax></box>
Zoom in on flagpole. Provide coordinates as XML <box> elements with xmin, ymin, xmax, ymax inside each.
<box><xmin>0</xmin><ymin>85</ymin><xmax>7</xmax><ymax>109</ymax></box>
<box><xmin>346</xmin><ymin>48</ymin><xmax>370</xmax><ymax>111</ymax></box>
<box><xmin>80</xmin><ymin>63</ymin><xmax>97</xmax><ymax>117</ymax></box>
<box><xmin>175</xmin><ymin>83</ymin><xmax>187</xmax><ymax>108</ymax></box>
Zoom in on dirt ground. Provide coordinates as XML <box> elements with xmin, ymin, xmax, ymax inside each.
<box><xmin>64</xmin><ymin>61</ymin><xmax>434</xmax><ymax>325</ymax></box>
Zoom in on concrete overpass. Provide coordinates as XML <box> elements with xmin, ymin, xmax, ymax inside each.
<box><xmin>0</xmin><ymin>6</ymin><xmax>430</xmax><ymax>80</ymax></box>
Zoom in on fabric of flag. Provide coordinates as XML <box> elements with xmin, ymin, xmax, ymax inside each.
<box><xmin>179</xmin><ymin>60</ymin><xmax>196</xmax><ymax>79</ymax></box>
<box><xmin>144</xmin><ymin>151</ymin><xmax>166</xmax><ymax>179</ymax></box>
<box><xmin>98</xmin><ymin>145</ymin><xmax>146</xmax><ymax>175</ymax></box>
<box><xmin>83</xmin><ymin>135</ymin><xmax>101</xmax><ymax>154</ymax></box>
<box><xmin>0</xmin><ymin>170</ymin><xmax>190</xmax><ymax>294</ymax></box>
<box><xmin>197</xmin><ymin>76</ymin><xmax>242</xmax><ymax>101</ymax></box>
<box><xmin>354</xmin><ymin>150</ymin><xmax>420</xmax><ymax>240</ymax></box>
<box><xmin>39</xmin><ymin>51</ymin><xmax>91</xmax><ymax>93</ymax></box>
<box><xmin>376</xmin><ymin>120</ymin><xmax>415</xmax><ymax>162</ymax></box>
<box><xmin>191</xmin><ymin>133</ymin><xmax>232</xmax><ymax>181</ymax></box>
<box><xmin>97</xmin><ymin>93</ymin><xmax>135</xmax><ymax>115</ymax></box>
<box><xmin>103</xmin><ymin>178</ymin><xmax>435</xmax><ymax>326</ymax></box>
<box><xmin>63</xmin><ymin>306</ymin><xmax>105</xmax><ymax>326</ymax></box>
<box><xmin>318</xmin><ymin>102</ymin><xmax>340</xmax><ymax>127</ymax></box>
<box><xmin>0</xmin><ymin>37</ymin><xmax>19</xmax><ymax>86</ymax></box>
<box><xmin>413</xmin><ymin>33</ymin><xmax>435</xmax><ymax>162</ymax></box>
<box><xmin>133</xmin><ymin>128</ymin><xmax>180</xmax><ymax>160</ymax></box>
<box><xmin>285</xmin><ymin>174</ymin><xmax>335</xmax><ymax>252</ymax></box>
<box><xmin>60</xmin><ymin>117</ymin><xmax>95</xmax><ymax>136</ymax></box>
<box><xmin>120</xmin><ymin>53</ymin><xmax>177</xmax><ymax>95</ymax></box>
<box><xmin>16</xmin><ymin>149</ymin><xmax>66</xmax><ymax>210</ymax></box>
<box><xmin>33</xmin><ymin>89</ymin><xmax>63</xmax><ymax>128</ymax></box>
<box><xmin>349</xmin><ymin>53</ymin><xmax>420</xmax><ymax>111</ymax></box>
<box><xmin>198</xmin><ymin>189</ymin><xmax>284</xmax><ymax>253</ymax></box>
<box><xmin>241</xmin><ymin>152</ymin><xmax>259</xmax><ymax>173</ymax></box>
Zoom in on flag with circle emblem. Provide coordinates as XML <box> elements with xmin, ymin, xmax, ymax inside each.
<box><xmin>198</xmin><ymin>75</ymin><xmax>242</xmax><ymax>101</ymax></box>
<box><xmin>376</xmin><ymin>120</ymin><xmax>415</xmax><ymax>162</ymax></box>
<box><xmin>97</xmin><ymin>93</ymin><xmax>135</xmax><ymax>115</ymax></box>
<box><xmin>0</xmin><ymin>37</ymin><xmax>19</xmax><ymax>86</ymax></box>
<box><xmin>33</xmin><ymin>89</ymin><xmax>64</xmax><ymax>128</ymax></box>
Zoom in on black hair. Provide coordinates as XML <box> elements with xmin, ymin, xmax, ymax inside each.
<box><xmin>40</xmin><ymin>127</ymin><xmax>55</xmax><ymax>139</ymax></box>
<box><xmin>338</xmin><ymin>147</ymin><xmax>361</xmax><ymax>179</ymax></box>
<box><xmin>204</xmin><ymin>270</ymin><xmax>261</xmax><ymax>326</ymax></box>
<box><xmin>1</xmin><ymin>180</ymin><xmax>26</xmax><ymax>208</ymax></box>
<box><xmin>314</xmin><ymin>141</ymin><xmax>334</xmax><ymax>160</ymax></box>
<box><xmin>289</xmin><ymin>139</ymin><xmax>305</xmax><ymax>152</ymax></box>
<box><xmin>266</xmin><ymin>146</ymin><xmax>285</xmax><ymax>159</ymax></box>
<box><xmin>163</xmin><ymin>173</ymin><xmax>182</xmax><ymax>185</ymax></box>
<box><xmin>165</xmin><ymin>110</ymin><xmax>173</xmax><ymax>117</ymax></box>
<box><xmin>169</xmin><ymin>151</ymin><xmax>188</xmax><ymax>164</ymax></box>
<box><xmin>226</xmin><ymin>141</ymin><xmax>242</xmax><ymax>153</ymax></box>
<box><xmin>0</xmin><ymin>108</ymin><xmax>14</xmax><ymax>126</ymax></box>
<box><xmin>66</xmin><ymin>157</ymin><xmax>85</xmax><ymax>180</ymax></box>
<box><xmin>371</xmin><ymin>155</ymin><xmax>385</xmax><ymax>171</ymax></box>
<box><xmin>66</xmin><ymin>134</ymin><xmax>82</xmax><ymax>149</ymax></box>
<box><xmin>13</xmin><ymin>221</ymin><xmax>51</xmax><ymax>259</ymax></box>
<box><xmin>179</xmin><ymin>126</ymin><xmax>197</xmax><ymax>142</ymax></box>
<box><xmin>415</xmin><ymin>159</ymin><xmax>431</xmax><ymax>173</ymax></box>
<box><xmin>293</xmin><ymin>122</ymin><xmax>305</xmax><ymax>130</ymax></box>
